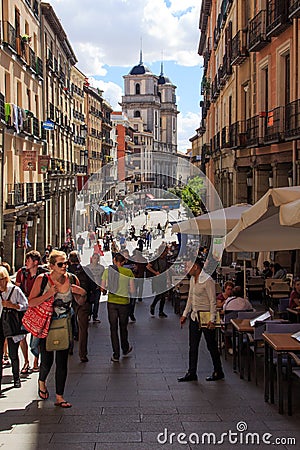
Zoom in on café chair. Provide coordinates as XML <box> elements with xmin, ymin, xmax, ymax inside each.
<box><xmin>287</xmin><ymin>352</ymin><xmax>300</xmax><ymax>415</ymax></box>
<box><xmin>221</xmin><ymin>309</ymin><xmax>253</xmax><ymax>360</ymax></box>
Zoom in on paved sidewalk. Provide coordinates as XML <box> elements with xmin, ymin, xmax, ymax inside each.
<box><xmin>0</xmin><ymin>298</ymin><xmax>300</xmax><ymax>449</ymax></box>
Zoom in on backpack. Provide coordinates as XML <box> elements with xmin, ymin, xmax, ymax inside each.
<box><xmin>20</xmin><ymin>265</ymin><xmax>49</xmax><ymax>296</ymax></box>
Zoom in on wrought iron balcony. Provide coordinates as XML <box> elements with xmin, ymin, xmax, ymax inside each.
<box><xmin>29</xmin><ymin>47</ymin><xmax>36</xmax><ymax>72</ymax></box>
<box><xmin>2</xmin><ymin>21</ymin><xmax>17</xmax><ymax>51</ymax></box>
<box><xmin>6</xmin><ymin>181</ymin><xmax>49</xmax><ymax>208</ymax></box>
<box><xmin>47</xmin><ymin>49</ymin><xmax>53</xmax><ymax>70</ymax></box>
<box><xmin>32</xmin><ymin>117</ymin><xmax>40</xmax><ymax>138</ymax></box>
<box><xmin>246</xmin><ymin>115</ymin><xmax>263</xmax><ymax>147</ymax></box>
<box><xmin>53</xmin><ymin>57</ymin><xmax>59</xmax><ymax>75</ymax></box>
<box><xmin>76</xmin><ymin>165</ymin><xmax>88</xmax><ymax>175</ymax></box>
<box><xmin>36</xmin><ymin>57</ymin><xmax>43</xmax><ymax>78</ymax></box>
<box><xmin>285</xmin><ymin>99</ymin><xmax>300</xmax><ymax>140</ymax></box>
<box><xmin>263</xmin><ymin>106</ymin><xmax>285</xmax><ymax>144</ymax></box>
<box><xmin>212</xmin><ymin>132</ymin><xmax>221</xmax><ymax>154</ymax></box>
<box><xmin>48</xmin><ymin>103</ymin><xmax>55</xmax><ymax>121</ymax></box>
<box><xmin>231</xmin><ymin>30</ymin><xmax>249</xmax><ymax>65</ymax></box>
<box><xmin>0</xmin><ymin>93</ymin><xmax>5</xmax><ymax>122</ymax></box>
<box><xmin>74</xmin><ymin>136</ymin><xmax>86</xmax><ymax>146</ymax></box>
<box><xmin>289</xmin><ymin>0</ymin><xmax>300</xmax><ymax>18</ymax></box>
<box><xmin>248</xmin><ymin>10</ymin><xmax>270</xmax><ymax>52</ymax></box>
<box><xmin>266</xmin><ymin>0</ymin><xmax>291</xmax><ymax>38</ymax></box>
<box><xmin>211</xmin><ymin>74</ymin><xmax>220</xmax><ymax>102</ymax></box>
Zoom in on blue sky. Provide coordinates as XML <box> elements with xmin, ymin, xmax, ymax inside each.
<box><xmin>51</xmin><ymin>0</ymin><xmax>202</xmax><ymax>152</ymax></box>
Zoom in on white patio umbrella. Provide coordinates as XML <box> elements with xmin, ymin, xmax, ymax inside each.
<box><xmin>171</xmin><ymin>204</ymin><xmax>251</xmax><ymax>236</ymax></box>
<box><xmin>225</xmin><ymin>186</ymin><xmax>300</xmax><ymax>252</ymax></box>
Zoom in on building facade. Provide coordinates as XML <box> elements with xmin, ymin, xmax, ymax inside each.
<box><xmin>1</xmin><ymin>0</ymin><xmax>45</xmax><ymax>270</ymax></box>
<box><xmin>195</xmin><ymin>0</ymin><xmax>300</xmax><ymax>267</ymax></box>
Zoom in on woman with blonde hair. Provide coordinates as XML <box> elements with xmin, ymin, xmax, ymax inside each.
<box><xmin>29</xmin><ymin>250</ymin><xmax>86</xmax><ymax>408</ymax></box>
<box><xmin>0</xmin><ymin>266</ymin><xmax>28</xmax><ymax>394</ymax></box>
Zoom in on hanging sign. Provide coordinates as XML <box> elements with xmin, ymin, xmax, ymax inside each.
<box><xmin>23</xmin><ymin>151</ymin><xmax>37</xmax><ymax>171</ymax></box>
<box><xmin>38</xmin><ymin>155</ymin><xmax>50</xmax><ymax>174</ymax></box>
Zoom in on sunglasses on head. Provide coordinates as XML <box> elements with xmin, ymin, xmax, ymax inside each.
<box><xmin>56</xmin><ymin>261</ymin><xmax>68</xmax><ymax>268</ymax></box>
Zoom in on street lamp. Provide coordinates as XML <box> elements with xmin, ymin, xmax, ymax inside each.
<box><xmin>246</xmin><ymin>170</ymin><xmax>253</xmax><ymax>187</ymax></box>
<box><xmin>288</xmin><ymin>169</ymin><xmax>293</xmax><ymax>187</ymax></box>
<box><xmin>26</xmin><ymin>215</ymin><xmax>34</xmax><ymax>227</ymax></box>
<box><xmin>268</xmin><ymin>171</ymin><xmax>273</xmax><ymax>188</ymax></box>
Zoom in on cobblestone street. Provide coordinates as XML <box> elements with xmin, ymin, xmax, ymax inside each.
<box><xmin>0</xmin><ymin>296</ymin><xmax>300</xmax><ymax>449</ymax></box>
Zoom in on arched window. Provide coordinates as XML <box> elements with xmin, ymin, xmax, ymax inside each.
<box><xmin>134</xmin><ymin>110</ymin><xmax>141</xmax><ymax>118</ymax></box>
<box><xmin>135</xmin><ymin>83</ymin><xmax>140</xmax><ymax>95</ymax></box>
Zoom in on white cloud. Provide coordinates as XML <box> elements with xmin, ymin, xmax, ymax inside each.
<box><xmin>177</xmin><ymin>111</ymin><xmax>200</xmax><ymax>153</ymax></box>
<box><xmin>50</xmin><ymin>0</ymin><xmax>200</xmax><ymax>72</ymax></box>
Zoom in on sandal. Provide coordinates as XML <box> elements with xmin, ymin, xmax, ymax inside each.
<box><xmin>21</xmin><ymin>363</ymin><xmax>31</xmax><ymax>375</ymax></box>
<box><xmin>32</xmin><ymin>367</ymin><xmax>40</xmax><ymax>373</ymax></box>
<box><xmin>38</xmin><ymin>386</ymin><xmax>49</xmax><ymax>400</ymax></box>
<box><xmin>54</xmin><ymin>401</ymin><xmax>72</xmax><ymax>408</ymax></box>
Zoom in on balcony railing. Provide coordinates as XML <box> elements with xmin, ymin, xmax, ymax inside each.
<box><xmin>49</xmin><ymin>103</ymin><xmax>55</xmax><ymax>121</ymax></box>
<box><xmin>248</xmin><ymin>10</ymin><xmax>270</xmax><ymax>51</ymax></box>
<box><xmin>211</xmin><ymin>74</ymin><xmax>220</xmax><ymax>101</ymax></box>
<box><xmin>231</xmin><ymin>30</ymin><xmax>248</xmax><ymax>65</ymax></box>
<box><xmin>289</xmin><ymin>0</ymin><xmax>300</xmax><ymax>18</ymax></box>
<box><xmin>73</xmin><ymin>110</ymin><xmax>85</xmax><ymax>121</ymax></box>
<box><xmin>211</xmin><ymin>132</ymin><xmax>221</xmax><ymax>154</ymax></box>
<box><xmin>32</xmin><ymin>117</ymin><xmax>40</xmax><ymax>138</ymax></box>
<box><xmin>285</xmin><ymin>99</ymin><xmax>300</xmax><ymax>140</ymax></box>
<box><xmin>0</xmin><ymin>93</ymin><xmax>5</xmax><ymax>122</ymax></box>
<box><xmin>6</xmin><ymin>182</ymin><xmax>50</xmax><ymax>208</ymax></box>
<box><xmin>263</xmin><ymin>106</ymin><xmax>285</xmax><ymax>144</ymax></box>
<box><xmin>246</xmin><ymin>115</ymin><xmax>263</xmax><ymax>147</ymax></box>
<box><xmin>266</xmin><ymin>0</ymin><xmax>291</xmax><ymax>38</ymax></box>
<box><xmin>2</xmin><ymin>21</ymin><xmax>17</xmax><ymax>51</ymax></box>
<box><xmin>76</xmin><ymin>165</ymin><xmax>88</xmax><ymax>175</ymax></box>
<box><xmin>36</xmin><ymin>57</ymin><xmax>43</xmax><ymax>78</ymax></box>
<box><xmin>29</xmin><ymin>47</ymin><xmax>36</xmax><ymax>72</ymax></box>
<box><xmin>53</xmin><ymin>57</ymin><xmax>59</xmax><ymax>74</ymax></box>
<box><xmin>74</xmin><ymin>136</ymin><xmax>86</xmax><ymax>146</ymax></box>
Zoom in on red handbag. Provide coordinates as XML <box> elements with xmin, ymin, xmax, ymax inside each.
<box><xmin>22</xmin><ymin>274</ymin><xmax>54</xmax><ymax>338</ymax></box>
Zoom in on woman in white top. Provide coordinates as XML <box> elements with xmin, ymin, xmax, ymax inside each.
<box><xmin>0</xmin><ymin>266</ymin><xmax>28</xmax><ymax>393</ymax></box>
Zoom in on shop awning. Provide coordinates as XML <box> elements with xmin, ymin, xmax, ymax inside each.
<box><xmin>100</xmin><ymin>205</ymin><xmax>116</xmax><ymax>214</ymax></box>
<box><xmin>100</xmin><ymin>206</ymin><xmax>111</xmax><ymax>214</ymax></box>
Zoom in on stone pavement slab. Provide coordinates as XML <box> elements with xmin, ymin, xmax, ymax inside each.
<box><xmin>0</xmin><ymin>298</ymin><xmax>300</xmax><ymax>449</ymax></box>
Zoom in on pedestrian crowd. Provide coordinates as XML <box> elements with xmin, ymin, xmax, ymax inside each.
<box><xmin>0</xmin><ymin>228</ymin><xmax>297</xmax><ymax>409</ymax></box>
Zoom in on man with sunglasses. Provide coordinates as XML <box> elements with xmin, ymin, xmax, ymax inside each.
<box><xmin>16</xmin><ymin>250</ymin><xmax>49</xmax><ymax>374</ymax></box>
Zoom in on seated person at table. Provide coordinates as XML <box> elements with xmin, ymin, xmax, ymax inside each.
<box><xmin>289</xmin><ymin>278</ymin><xmax>300</xmax><ymax>309</ymax></box>
<box><xmin>262</xmin><ymin>261</ymin><xmax>273</xmax><ymax>279</ymax></box>
<box><xmin>272</xmin><ymin>263</ymin><xmax>287</xmax><ymax>280</ymax></box>
<box><xmin>217</xmin><ymin>281</ymin><xmax>234</xmax><ymax>309</ymax></box>
<box><xmin>223</xmin><ymin>286</ymin><xmax>253</xmax><ymax>311</ymax></box>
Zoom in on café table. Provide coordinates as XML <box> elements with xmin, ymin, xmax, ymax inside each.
<box><xmin>263</xmin><ymin>333</ymin><xmax>300</xmax><ymax>414</ymax></box>
<box><xmin>231</xmin><ymin>319</ymin><xmax>254</xmax><ymax>380</ymax></box>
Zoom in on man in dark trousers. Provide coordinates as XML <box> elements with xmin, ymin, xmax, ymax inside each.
<box><xmin>178</xmin><ymin>258</ymin><xmax>224</xmax><ymax>382</ymax></box>
<box><xmin>147</xmin><ymin>245</ymin><xmax>169</xmax><ymax>318</ymax></box>
<box><xmin>68</xmin><ymin>251</ymin><xmax>92</xmax><ymax>362</ymax></box>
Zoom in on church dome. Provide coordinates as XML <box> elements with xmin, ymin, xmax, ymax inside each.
<box><xmin>158</xmin><ymin>74</ymin><xmax>172</xmax><ymax>85</ymax></box>
<box><xmin>129</xmin><ymin>63</ymin><xmax>152</xmax><ymax>75</ymax></box>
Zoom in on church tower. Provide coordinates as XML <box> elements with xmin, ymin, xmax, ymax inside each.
<box><xmin>121</xmin><ymin>53</ymin><xmax>179</xmax><ymax>188</ymax></box>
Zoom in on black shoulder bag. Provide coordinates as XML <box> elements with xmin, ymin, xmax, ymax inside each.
<box><xmin>1</xmin><ymin>287</ymin><xmax>27</xmax><ymax>337</ymax></box>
